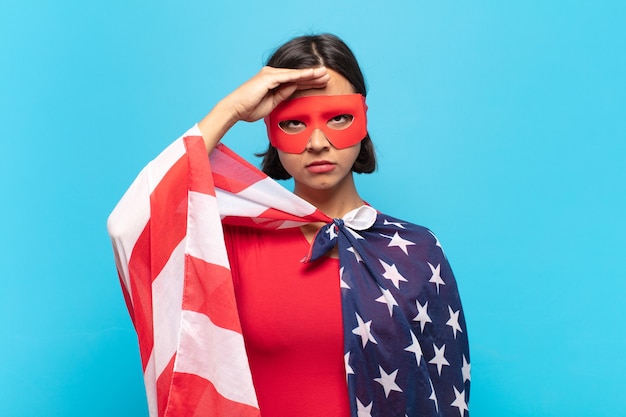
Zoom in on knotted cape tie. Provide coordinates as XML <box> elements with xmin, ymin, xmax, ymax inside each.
<box><xmin>304</xmin><ymin>205</ymin><xmax>377</xmax><ymax>262</ymax></box>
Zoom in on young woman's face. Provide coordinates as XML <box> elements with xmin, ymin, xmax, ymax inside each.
<box><xmin>276</xmin><ymin>69</ymin><xmax>363</xmax><ymax>195</ymax></box>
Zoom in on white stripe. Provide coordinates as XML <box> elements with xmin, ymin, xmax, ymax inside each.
<box><xmin>246</xmin><ymin>217</ymin><xmax>310</xmax><ymax>229</ymax></box>
<box><xmin>107</xmin><ymin>170</ymin><xmax>150</xmax><ymax>302</ymax></box>
<box><xmin>176</xmin><ymin>310</ymin><xmax>259</xmax><ymax>408</ymax></box>
<box><xmin>215</xmin><ymin>177</ymin><xmax>317</xmax><ymax>218</ymax></box>
<box><xmin>107</xmin><ymin>135</ymin><xmax>188</xmax><ymax>301</ymax></box>
<box><xmin>143</xmin><ymin>352</ymin><xmax>158</xmax><ymax>417</ymax></box>
<box><xmin>276</xmin><ymin>220</ymin><xmax>313</xmax><ymax>229</ymax></box>
<box><xmin>187</xmin><ymin>191</ymin><xmax>230</xmax><ymax>269</ymax></box>
<box><xmin>152</xmin><ymin>239</ymin><xmax>186</xmax><ymax>376</ymax></box>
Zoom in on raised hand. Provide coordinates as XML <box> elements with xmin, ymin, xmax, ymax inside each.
<box><xmin>226</xmin><ymin>66</ymin><xmax>329</xmax><ymax>122</ymax></box>
<box><xmin>198</xmin><ymin>66</ymin><xmax>329</xmax><ymax>152</ymax></box>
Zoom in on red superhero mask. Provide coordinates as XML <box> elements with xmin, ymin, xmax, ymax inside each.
<box><xmin>264</xmin><ymin>94</ymin><xmax>368</xmax><ymax>154</ymax></box>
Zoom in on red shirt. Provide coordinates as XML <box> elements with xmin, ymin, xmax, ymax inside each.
<box><xmin>224</xmin><ymin>225</ymin><xmax>350</xmax><ymax>417</ymax></box>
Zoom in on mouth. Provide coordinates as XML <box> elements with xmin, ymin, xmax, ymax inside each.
<box><xmin>306</xmin><ymin>160</ymin><xmax>336</xmax><ymax>174</ymax></box>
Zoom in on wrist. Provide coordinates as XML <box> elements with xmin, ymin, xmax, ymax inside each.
<box><xmin>198</xmin><ymin>100</ymin><xmax>239</xmax><ymax>152</ymax></box>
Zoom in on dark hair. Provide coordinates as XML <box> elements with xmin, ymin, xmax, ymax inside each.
<box><xmin>258</xmin><ymin>34</ymin><xmax>377</xmax><ymax>179</ymax></box>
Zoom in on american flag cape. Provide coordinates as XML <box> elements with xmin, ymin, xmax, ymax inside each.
<box><xmin>107</xmin><ymin>125</ymin><xmax>470</xmax><ymax>417</ymax></box>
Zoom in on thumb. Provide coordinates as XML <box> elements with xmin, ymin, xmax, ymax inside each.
<box><xmin>271</xmin><ymin>83</ymin><xmax>298</xmax><ymax>107</ymax></box>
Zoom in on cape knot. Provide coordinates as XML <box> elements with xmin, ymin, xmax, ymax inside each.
<box><xmin>341</xmin><ymin>205</ymin><xmax>377</xmax><ymax>231</ymax></box>
<box><xmin>303</xmin><ymin>205</ymin><xmax>378</xmax><ymax>263</ymax></box>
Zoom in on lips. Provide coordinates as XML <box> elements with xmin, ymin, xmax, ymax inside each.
<box><xmin>306</xmin><ymin>160</ymin><xmax>336</xmax><ymax>174</ymax></box>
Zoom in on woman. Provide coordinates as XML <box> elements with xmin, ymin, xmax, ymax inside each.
<box><xmin>108</xmin><ymin>34</ymin><xmax>470</xmax><ymax>417</ymax></box>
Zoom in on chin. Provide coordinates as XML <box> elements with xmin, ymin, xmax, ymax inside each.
<box><xmin>299</xmin><ymin>178</ymin><xmax>346</xmax><ymax>193</ymax></box>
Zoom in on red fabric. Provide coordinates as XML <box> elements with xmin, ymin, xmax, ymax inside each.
<box><xmin>109</xmin><ymin>128</ymin><xmax>470</xmax><ymax>417</ymax></box>
<box><xmin>166</xmin><ymin>373</ymin><xmax>260</xmax><ymax>417</ymax></box>
<box><xmin>109</xmin><ymin>130</ymin><xmax>329</xmax><ymax>417</ymax></box>
<box><xmin>224</xmin><ymin>225</ymin><xmax>351</xmax><ymax>417</ymax></box>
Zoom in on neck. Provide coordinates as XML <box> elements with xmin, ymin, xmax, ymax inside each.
<box><xmin>294</xmin><ymin>174</ymin><xmax>364</xmax><ymax>219</ymax></box>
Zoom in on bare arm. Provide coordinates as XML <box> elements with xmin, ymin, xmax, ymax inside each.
<box><xmin>197</xmin><ymin>66</ymin><xmax>329</xmax><ymax>153</ymax></box>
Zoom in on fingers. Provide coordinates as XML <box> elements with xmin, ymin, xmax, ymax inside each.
<box><xmin>261</xmin><ymin>66</ymin><xmax>330</xmax><ymax>91</ymax></box>
<box><xmin>271</xmin><ymin>83</ymin><xmax>299</xmax><ymax>105</ymax></box>
<box><xmin>294</xmin><ymin>76</ymin><xmax>330</xmax><ymax>90</ymax></box>
<box><xmin>225</xmin><ymin>66</ymin><xmax>332</xmax><ymax>123</ymax></box>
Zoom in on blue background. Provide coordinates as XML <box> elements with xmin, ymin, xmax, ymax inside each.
<box><xmin>1</xmin><ymin>1</ymin><xmax>624</xmax><ymax>416</ymax></box>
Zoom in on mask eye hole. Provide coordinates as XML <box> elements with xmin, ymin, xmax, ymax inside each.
<box><xmin>278</xmin><ymin>120</ymin><xmax>307</xmax><ymax>134</ymax></box>
<box><xmin>326</xmin><ymin>114</ymin><xmax>354</xmax><ymax>130</ymax></box>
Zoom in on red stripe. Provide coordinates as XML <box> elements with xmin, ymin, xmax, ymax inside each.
<box><xmin>210</xmin><ymin>144</ymin><xmax>266</xmax><ymax>194</ymax></box>
<box><xmin>184</xmin><ymin>135</ymin><xmax>216</xmax><ymax>196</ymax></box>
<box><xmin>157</xmin><ymin>353</ymin><xmax>177</xmax><ymax>417</ymax></box>
<box><xmin>258</xmin><ymin>207</ymin><xmax>328</xmax><ymax>223</ymax></box>
<box><xmin>128</xmin><ymin>223</ymin><xmax>155</xmax><ymax>369</ymax></box>
<box><xmin>221</xmin><ymin>208</ymin><xmax>328</xmax><ymax>229</ymax></box>
<box><xmin>166</xmin><ymin>372</ymin><xmax>260</xmax><ymax>417</ymax></box>
<box><xmin>149</xmin><ymin>154</ymin><xmax>189</xmax><ymax>281</ymax></box>
<box><xmin>117</xmin><ymin>270</ymin><xmax>134</xmax><ymax>325</ymax></box>
<box><xmin>183</xmin><ymin>255</ymin><xmax>243</xmax><ymax>333</ymax></box>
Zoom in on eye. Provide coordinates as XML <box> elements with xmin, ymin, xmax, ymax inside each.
<box><xmin>278</xmin><ymin>120</ymin><xmax>307</xmax><ymax>134</ymax></box>
<box><xmin>326</xmin><ymin>114</ymin><xmax>354</xmax><ymax>130</ymax></box>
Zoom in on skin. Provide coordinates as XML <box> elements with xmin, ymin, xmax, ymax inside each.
<box><xmin>197</xmin><ymin>66</ymin><xmax>366</xmax><ymax>255</ymax></box>
<box><xmin>277</xmin><ymin>70</ymin><xmax>364</xmax><ymax>214</ymax></box>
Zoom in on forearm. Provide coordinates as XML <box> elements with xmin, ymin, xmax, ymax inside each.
<box><xmin>197</xmin><ymin>98</ymin><xmax>239</xmax><ymax>153</ymax></box>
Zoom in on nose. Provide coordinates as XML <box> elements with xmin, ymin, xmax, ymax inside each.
<box><xmin>306</xmin><ymin>128</ymin><xmax>331</xmax><ymax>151</ymax></box>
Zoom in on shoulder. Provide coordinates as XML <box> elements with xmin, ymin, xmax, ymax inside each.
<box><xmin>370</xmin><ymin>211</ymin><xmax>446</xmax><ymax>263</ymax></box>
<box><xmin>373</xmin><ymin>212</ymin><xmax>440</xmax><ymax>244</ymax></box>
